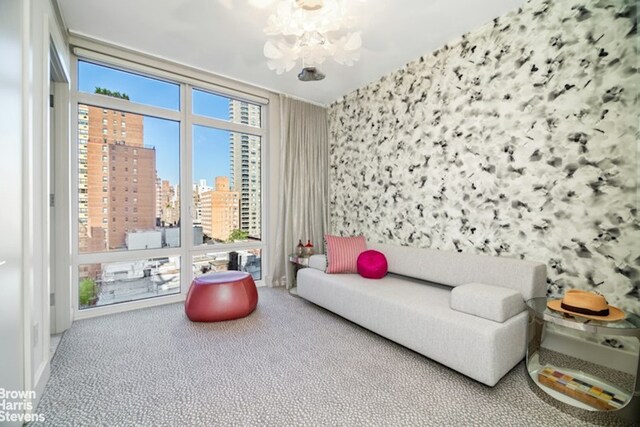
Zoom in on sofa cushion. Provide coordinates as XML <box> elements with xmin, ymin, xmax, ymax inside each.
<box><xmin>357</xmin><ymin>250</ymin><xmax>388</xmax><ymax>279</ymax></box>
<box><xmin>325</xmin><ymin>235</ymin><xmax>367</xmax><ymax>273</ymax></box>
<box><xmin>297</xmin><ymin>268</ymin><xmax>528</xmax><ymax>386</ymax></box>
<box><xmin>308</xmin><ymin>254</ymin><xmax>327</xmax><ymax>271</ymax></box>
<box><xmin>368</xmin><ymin>242</ymin><xmax>547</xmax><ymax>300</ymax></box>
<box><xmin>450</xmin><ymin>283</ymin><xmax>525</xmax><ymax>323</ymax></box>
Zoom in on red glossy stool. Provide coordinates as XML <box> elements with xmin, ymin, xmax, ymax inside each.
<box><xmin>185</xmin><ymin>271</ymin><xmax>258</xmax><ymax>322</ymax></box>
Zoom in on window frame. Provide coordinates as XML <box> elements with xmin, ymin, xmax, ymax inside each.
<box><xmin>70</xmin><ymin>50</ymin><xmax>269</xmax><ymax>319</ymax></box>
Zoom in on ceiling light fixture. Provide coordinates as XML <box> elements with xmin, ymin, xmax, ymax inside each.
<box><xmin>263</xmin><ymin>0</ymin><xmax>363</xmax><ymax>79</ymax></box>
<box><xmin>297</xmin><ymin>66</ymin><xmax>326</xmax><ymax>81</ymax></box>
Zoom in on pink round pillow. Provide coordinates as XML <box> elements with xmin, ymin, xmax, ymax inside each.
<box><xmin>357</xmin><ymin>250</ymin><xmax>388</xmax><ymax>279</ymax></box>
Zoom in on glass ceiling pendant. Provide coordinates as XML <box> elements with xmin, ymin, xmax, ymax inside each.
<box><xmin>263</xmin><ymin>0</ymin><xmax>363</xmax><ymax>78</ymax></box>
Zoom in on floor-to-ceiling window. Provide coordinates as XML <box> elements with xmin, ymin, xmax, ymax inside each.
<box><xmin>72</xmin><ymin>54</ymin><xmax>267</xmax><ymax>314</ymax></box>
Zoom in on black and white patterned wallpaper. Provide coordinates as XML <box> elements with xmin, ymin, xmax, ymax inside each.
<box><xmin>328</xmin><ymin>0</ymin><xmax>639</xmax><ymax>313</ymax></box>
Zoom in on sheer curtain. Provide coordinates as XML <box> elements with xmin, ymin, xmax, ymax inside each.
<box><xmin>271</xmin><ymin>95</ymin><xmax>329</xmax><ymax>288</ymax></box>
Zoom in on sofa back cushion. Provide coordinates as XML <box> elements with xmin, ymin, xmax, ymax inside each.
<box><xmin>325</xmin><ymin>235</ymin><xmax>367</xmax><ymax>273</ymax></box>
<box><xmin>308</xmin><ymin>254</ymin><xmax>328</xmax><ymax>271</ymax></box>
<box><xmin>368</xmin><ymin>242</ymin><xmax>546</xmax><ymax>300</ymax></box>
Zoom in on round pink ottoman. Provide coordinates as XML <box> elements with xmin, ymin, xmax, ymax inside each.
<box><xmin>185</xmin><ymin>271</ymin><xmax>258</xmax><ymax>322</ymax></box>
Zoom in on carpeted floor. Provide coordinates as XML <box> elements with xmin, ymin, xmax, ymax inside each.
<box><xmin>34</xmin><ymin>287</ymin><xmax>631</xmax><ymax>426</ymax></box>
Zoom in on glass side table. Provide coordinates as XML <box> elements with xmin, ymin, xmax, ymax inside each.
<box><xmin>288</xmin><ymin>254</ymin><xmax>310</xmax><ymax>296</ymax></box>
<box><xmin>525</xmin><ymin>297</ymin><xmax>640</xmax><ymax>424</ymax></box>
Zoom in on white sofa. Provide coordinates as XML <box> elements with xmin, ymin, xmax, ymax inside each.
<box><xmin>297</xmin><ymin>242</ymin><xmax>547</xmax><ymax>386</ymax></box>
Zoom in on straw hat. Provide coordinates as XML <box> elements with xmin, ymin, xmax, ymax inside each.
<box><xmin>547</xmin><ymin>290</ymin><xmax>625</xmax><ymax>322</ymax></box>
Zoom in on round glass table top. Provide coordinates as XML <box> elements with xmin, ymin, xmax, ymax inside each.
<box><xmin>526</xmin><ymin>297</ymin><xmax>640</xmax><ymax>336</ymax></box>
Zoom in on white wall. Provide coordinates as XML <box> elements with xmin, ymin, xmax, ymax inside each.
<box><xmin>0</xmin><ymin>0</ymin><xmax>70</xmax><ymax>420</ymax></box>
<box><xmin>26</xmin><ymin>0</ymin><xmax>70</xmax><ymax>407</ymax></box>
<box><xmin>0</xmin><ymin>1</ymin><xmax>27</xmax><ymax>425</ymax></box>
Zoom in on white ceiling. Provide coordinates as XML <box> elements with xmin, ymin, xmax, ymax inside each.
<box><xmin>57</xmin><ymin>0</ymin><xmax>526</xmax><ymax>106</ymax></box>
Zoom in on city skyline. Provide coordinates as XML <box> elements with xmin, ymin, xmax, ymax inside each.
<box><xmin>78</xmin><ymin>104</ymin><xmax>158</xmax><ymax>253</ymax></box>
<box><xmin>76</xmin><ymin>62</ymin><xmax>263</xmax><ymax>309</ymax></box>
<box><xmin>79</xmin><ymin>60</ymin><xmax>260</xmax><ymax>188</ymax></box>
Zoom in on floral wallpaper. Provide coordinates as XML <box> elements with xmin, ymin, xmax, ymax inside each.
<box><xmin>328</xmin><ymin>0</ymin><xmax>639</xmax><ymax>313</ymax></box>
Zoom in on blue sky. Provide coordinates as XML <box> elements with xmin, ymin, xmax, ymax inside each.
<box><xmin>78</xmin><ymin>61</ymin><xmax>234</xmax><ymax>187</ymax></box>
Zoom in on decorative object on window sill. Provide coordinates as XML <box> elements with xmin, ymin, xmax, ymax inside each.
<box><xmin>261</xmin><ymin>0</ymin><xmax>363</xmax><ymax>76</ymax></box>
<box><xmin>295</xmin><ymin>239</ymin><xmax>304</xmax><ymax>256</ymax></box>
<box><xmin>304</xmin><ymin>240</ymin><xmax>314</xmax><ymax>257</ymax></box>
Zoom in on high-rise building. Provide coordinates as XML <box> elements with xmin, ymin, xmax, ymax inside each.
<box><xmin>79</xmin><ymin>104</ymin><xmax>157</xmax><ymax>251</ymax></box>
<box><xmin>228</xmin><ymin>101</ymin><xmax>261</xmax><ymax>239</ymax></box>
<box><xmin>159</xmin><ymin>180</ymin><xmax>180</xmax><ymax>226</ymax></box>
<box><xmin>192</xmin><ymin>179</ymin><xmax>212</xmax><ymax>226</ymax></box>
<box><xmin>155</xmin><ymin>177</ymin><xmax>162</xmax><ymax>225</ymax></box>
<box><xmin>200</xmin><ymin>176</ymin><xmax>239</xmax><ymax>243</ymax></box>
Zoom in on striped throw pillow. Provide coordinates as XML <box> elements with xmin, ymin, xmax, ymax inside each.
<box><xmin>325</xmin><ymin>235</ymin><xmax>367</xmax><ymax>274</ymax></box>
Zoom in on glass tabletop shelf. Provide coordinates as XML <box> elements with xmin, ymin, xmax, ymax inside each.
<box><xmin>526</xmin><ymin>297</ymin><xmax>640</xmax><ymax>337</ymax></box>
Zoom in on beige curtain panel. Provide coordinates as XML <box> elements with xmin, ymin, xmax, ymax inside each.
<box><xmin>271</xmin><ymin>95</ymin><xmax>329</xmax><ymax>288</ymax></box>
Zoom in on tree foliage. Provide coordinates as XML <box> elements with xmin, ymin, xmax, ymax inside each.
<box><xmin>95</xmin><ymin>87</ymin><xmax>130</xmax><ymax>100</ymax></box>
<box><xmin>79</xmin><ymin>278</ymin><xmax>97</xmax><ymax>306</ymax></box>
<box><xmin>228</xmin><ymin>229</ymin><xmax>249</xmax><ymax>242</ymax></box>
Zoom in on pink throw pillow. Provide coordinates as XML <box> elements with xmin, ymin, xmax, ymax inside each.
<box><xmin>325</xmin><ymin>235</ymin><xmax>367</xmax><ymax>274</ymax></box>
<box><xmin>357</xmin><ymin>250</ymin><xmax>388</xmax><ymax>279</ymax></box>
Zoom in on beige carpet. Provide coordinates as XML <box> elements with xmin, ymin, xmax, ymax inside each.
<box><xmin>33</xmin><ymin>287</ymin><xmax>631</xmax><ymax>426</ymax></box>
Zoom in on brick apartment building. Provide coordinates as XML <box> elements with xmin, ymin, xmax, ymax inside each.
<box><xmin>200</xmin><ymin>176</ymin><xmax>239</xmax><ymax>242</ymax></box>
<box><xmin>79</xmin><ymin>104</ymin><xmax>157</xmax><ymax>252</ymax></box>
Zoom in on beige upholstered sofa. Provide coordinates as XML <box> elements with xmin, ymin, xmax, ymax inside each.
<box><xmin>297</xmin><ymin>242</ymin><xmax>547</xmax><ymax>386</ymax></box>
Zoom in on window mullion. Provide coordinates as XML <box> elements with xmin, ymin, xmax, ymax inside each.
<box><xmin>190</xmin><ymin>114</ymin><xmax>265</xmax><ymax>137</ymax></box>
<box><xmin>76</xmin><ymin>92</ymin><xmax>181</xmax><ymax>122</ymax></box>
<box><xmin>77</xmin><ymin>247</ymin><xmax>182</xmax><ymax>265</ymax></box>
<box><xmin>188</xmin><ymin>79</ymin><xmax>268</xmax><ymax>107</ymax></box>
<box><xmin>182</xmin><ymin>84</ymin><xmax>193</xmax><ymax>292</ymax></box>
<box><xmin>190</xmin><ymin>241</ymin><xmax>264</xmax><ymax>255</ymax></box>
<box><xmin>73</xmin><ymin>45</ymin><xmax>269</xmax><ymax>106</ymax></box>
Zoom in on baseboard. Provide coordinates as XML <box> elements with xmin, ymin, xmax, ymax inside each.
<box><xmin>33</xmin><ymin>359</ymin><xmax>50</xmax><ymax>412</ymax></box>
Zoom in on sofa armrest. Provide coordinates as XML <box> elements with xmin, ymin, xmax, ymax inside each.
<box><xmin>450</xmin><ymin>283</ymin><xmax>525</xmax><ymax>323</ymax></box>
<box><xmin>308</xmin><ymin>254</ymin><xmax>327</xmax><ymax>272</ymax></box>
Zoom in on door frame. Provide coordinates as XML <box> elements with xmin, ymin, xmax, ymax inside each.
<box><xmin>49</xmin><ymin>41</ymin><xmax>71</xmax><ymax>334</ymax></box>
